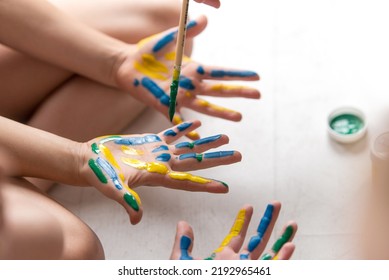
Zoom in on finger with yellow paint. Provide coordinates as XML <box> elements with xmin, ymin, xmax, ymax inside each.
<box><xmin>200</xmin><ymin>83</ymin><xmax>261</xmax><ymax>99</ymax></box>
<box><xmin>187</xmin><ymin>97</ymin><xmax>242</xmax><ymax>122</ymax></box>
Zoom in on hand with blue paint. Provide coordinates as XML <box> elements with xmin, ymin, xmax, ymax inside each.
<box><xmin>170</xmin><ymin>202</ymin><xmax>298</xmax><ymax>260</ymax></box>
<box><xmin>115</xmin><ymin>15</ymin><xmax>260</xmax><ymax>140</ymax></box>
<box><xmin>83</xmin><ymin>120</ymin><xmax>242</xmax><ymax>224</ymax></box>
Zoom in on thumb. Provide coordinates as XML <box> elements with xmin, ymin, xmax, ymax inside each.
<box><xmin>170</xmin><ymin>221</ymin><xmax>195</xmax><ymax>260</ymax></box>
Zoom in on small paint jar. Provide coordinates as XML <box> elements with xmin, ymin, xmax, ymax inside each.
<box><xmin>371</xmin><ymin>132</ymin><xmax>389</xmax><ymax>189</ymax></box>
<box><xmin>327</xmin><ymin>107</ymin><xmax>367</xmax><ymax>144</ymax></box>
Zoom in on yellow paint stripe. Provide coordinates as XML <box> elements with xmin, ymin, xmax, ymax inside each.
<box><xmin>134</xmin><ymin>54</ymin><xmax>169</xmax><ymax>81</ymax></box>
<box><xmin>214</xmin><ymin>209</ymin><xmax>246</xmax><ymax>253</ymax></box>
<box><xmin>210</xmin><ymin>84</ymin><xmax>251</xmax><ymax>91</ymax></box>
<box><xmin>99</xmin><ymin>144</ymin><xmax>121</xmax><ymax>171</ymax></box>
<box><xmin>272</xmin><ymin>254</ymin><xmax>279</xmax><ymax>260</ymax></box>
<box><xmin>121</xmin><ymin>146</ymin><xmax>144</xmax><ymax>156</ymax></box>
<box><xmin>169</xmin><ymin>172</ymin><xmax>211</xmax><ymax>184</ymax></box>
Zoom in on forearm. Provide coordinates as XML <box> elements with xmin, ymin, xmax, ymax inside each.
<box><xmin>0</xmin><ymin>116</ymin><xmax>86</xmax><ymax>186</ymax></box>
<box><xmin>0</xmin><ymin>0</ymin><xmax>126</xmax><ymax>87</ymax></box>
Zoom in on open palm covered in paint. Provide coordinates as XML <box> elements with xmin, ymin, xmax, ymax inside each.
<box><xmin>82</xmin><ymin>120</ymin><xmax>241</xmax><ymax>224</ymax></box>
<box><xmin>115</xmin><ymin>16</ymin><xmax>260</xmax><ymax>139</ymax></box>
<box><xmin>170</xmin><ymin>202</ymin><xmax>298</xmax><ymax>260</ymax></box>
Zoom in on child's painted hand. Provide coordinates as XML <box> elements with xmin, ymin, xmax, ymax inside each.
<box><xmin>82</xmin><ymin>120</ymin><xmax>241</xmax><ymax>225</ymax></box>
<box><xmin>170</xmin><ymin>202</ymin><xmax>297</xmax><ymax>260</ymax></box>
<box><xmin>115</xmin><ymin>16</ymin><xmax>260</xmax><ymax>139</ymax></box>
<box><xmin>194</xmin><ymin>0</ymin><xmax>221</xmax><ymax>8</ymax></box>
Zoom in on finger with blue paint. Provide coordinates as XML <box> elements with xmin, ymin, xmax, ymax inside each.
<box><xmin>172</xmin><ymin>150</ymin><xmax>241</xmax><ymax>172</ymax></box>
<box><xmin>170</xmin><ymin>221</ymin><xmax>195</xmax><ymax>260</ymax></box>
<box><xmin>158</xmin><ymin>120</ymin><xmax>201</xmax><ymax>143</ymax></box>
<box><xmin>172</xmin><ymin>114</ymin><xmax>201</xmax><ymax>140</ymax></box>
<box><xmin>200</xmin><ymin>83</ymin><xmax>261</xmax><ymax>99</ymax></box>
<box><xmin>173</xmin><ymin>134</ymin><xmax>229</xmax><ymax>154</ymax></box>
<box><xmin>195</xmin><ymin>65</ymin><xmax>260</xmax><ymax>81</ymax></box>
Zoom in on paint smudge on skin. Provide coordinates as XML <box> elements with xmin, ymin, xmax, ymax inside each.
<box><xmin>122</xmin><ymin>158</ymin><xmax>211</xmax><ymax>184</ymax></box>
<box><xmin>272</xmin><ymin>225</ymin><xmax>294</xmax><ymax>253</ymax></box>
<box><xmin>88</xmin><ymin>159</ymin><xmax>108</xmax><ymax>184</ymax></box>
<box><xmin>134</xmin><ymin>79</ymin><xmax>140</xmax><ymax>87</ymax></box>
<box><xmin>152</xmin><ymin>145</ymin><xmax>169</xmax><ymax>153</ymax></box>
<box><xmin>197</xmin><ymin>66</ymin><xmax>205</xmax><ymax>75</ymax></box>
<box><xmin>214</xmin><ymin>209</ymin><xmax>246</xmax><ymax>253</ymax></box>
<box><xmin>141</xmin><ymin>77</ymin><xmax>170</xmax><ymax>106</ymax></box>
<box><xmin>204</xmin><ymin>253</ymin><xmax>216</xmax><ymax>260</ymax></box>
<box><xmin>134</xmin><ymin>54</ymin><xmax>169</xmax><ymax>81</ymax></box>
<box><xmin>203</xmin><ymin>151</ymin><xmax>234</xmax><ymax>159</ymax></box>
<box><xmin>177</xmin><ymin>122</ymin><xmax>193</xmax><ymax>132</ymax></box>
<box><xmin>196</xmin><ymin>99</ymin><xmax>237</xmax><ymax>113</ymax></box>
<box><xmin>121</xmin><ymin>146</ymin><xmax>144</xmax><ymax>156</ymax></box>
<box><xmin>156</xmin><ymin>153</ymin><xmax>171</xmax><ymax>162</ymax></box>
<box><xmin>240</xmin><ymin>253</ymin><xmax>249</xmax><ymax>260</ymax></box>
<box><xmin>115</xmin><ymin>134</ymin><xmax>161</xmax><ymax>146</ymax></box>
<box><xmin>175</xmin><ymin>142</ymin><xmax>195</xmax><ymax>149</ymax></box>
<box><xmin>91</xmin><ymin>143</ymin><xmax>100</xmax><ymax>154</ymax></box>
<box><xmin>99</xmin><ymin>144</ymin><xmax>121</xmax><ymax>170</ymax></box>
<box><xmin>99</xmin><ymin>135</ymin><xmax>122</xmax><ymax>144</ymax></box>
<box><xmin>179</xmin><ymin>76</ymin><xmax>196</xmax><ymax>90</ymax></box>
<box><xmin>261</xmin><ymin>254</ymin><xmax>272</xmax><ymax>260</ymax></box>
<box><xmin>96</xmin><ymin>157</ymin><xmax>123</xmax><ymax>190</ymax></box>
<box><xmin>210</xmin><ymin>70</ymin><xmax>258</xmax><ymax>78</ymax></box>
<box><xmin>194</xmin><ymin>135</ymin><xmax>222</xmax><ymax>146</ymax></box>
<box><xmin>153</xmin><ymin>20</ymin><xmax>197</xmax><ymax>53</ymax></box>
<box><xmin>165</xmin><ymin>52</ymin><xmax>191</xmax><ymax>62</ymax></box>
<box><xmin>164</xmin><ymin>129</ymin><xmax>177</xmax><ymax>137</ymax></box>
<box><xmin>123</xmin><ymin>192</ymin><xmax>139</xmax><ymax>212</ymax></box>
<box><xmin>179</xmin><ymin>236</ymin><xmax>193</xmax><ymax>260</ymax></box>
<box><xmin>273</xmin><ymin>254</ymin><xmax>279</xmax><ymax>260</ymax></box>
<box><xmin>172</xmin><ymin>115</ymin><xmax>199</xmax><ymax>139</ymax></box>
<box><xmin>179</xmin><ymin>153</ymin><xmax>203</xmax><ymax>162</ymax></box>
<box><xmin>247</xmin><ymin>204</ymin><xmax>274</xmax><ymax>252</ymax></box>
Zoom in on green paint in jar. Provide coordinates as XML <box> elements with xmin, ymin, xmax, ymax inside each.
<box><xmin>330</xmin><ymin>114</ymin><xmax>364</xmax><ymax>135</ymax></box>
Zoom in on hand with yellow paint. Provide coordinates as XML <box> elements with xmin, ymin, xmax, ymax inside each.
<box><xmin>115</xmin><ymin>15</ymin><xmax>260</xmax><ymax>140</ymax></box>
<box><xmin>170</xmin><ymin>202</ymin><xmax>298</xmax><ymax>260</ymax></box>
<box><xmin>82</xmin><ymin>120</ymin><xmax>242</xmax><ymax>225</ymax></box>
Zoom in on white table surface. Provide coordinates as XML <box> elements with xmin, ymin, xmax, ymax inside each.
<box><xmin>51</xmin><ymin>0</ymin><xmax>389</xmax><ymax>259</ymax></box>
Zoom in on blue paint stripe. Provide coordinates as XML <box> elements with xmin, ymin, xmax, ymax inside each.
<box><xmin>96</xmin><ymin>157</ymin><xmax>123</xmax><ymax>190</ymax></box>
<box><xmin>152</xmin><ymin>145</ymin><xmax>169</xmax><ymax>153</ymax></box>
<box><xmin>179</xmin><ymin>236</ymin><xmax>193</xmax><ymax>260</ymax></box>
<box><xmin>115</xmin><ymin>135</ymin><xmax>161</xmax><ymax>145</ymax></box>
<box><xmin>247</xmin><ymin>204</ymin><xmax>274</xmax><ymax>253</ymax></box>
<box><xmin>133</xmin><ymin>79</ymin><xmax>140</xmax><ymax>87</ymax></box>
<box><xmin>177</xmin><ymin>122</ymin><xmax>193</xmax><ymax>132</ymax></box>
<box><xmin>210</xmin><ymin>70</ymin><xmax>257</xmax><ymax>78</ymax></box>
<box><xmin>240</xmin><ymin>253</ymin><xmax>249</xmax><ymax>260</ymax></box>
<box><xmin>179</xmin><ymin>76</ymin><xmax>196</xmax><ymax>90</ymax></box>
<box><xmin>197</xmin><ymin>66</ymin><xmax>205</xmax><ymax>75</ymax></box>
<box><xmin>179</xmin><ymin>153</ymin><xmax>197</xmax><ymax>160</ymax></box>
<box><xmin>187</xmin><ymin>20</ymin><xmax>197</xmax><ymax>29</ymax></box>
<box><xmin>203</xmin><ymin>151</ymin><xmax>234</xmax><ymax>159</ymax></box>
<box><xmin>175</xmin><ymin>142</ymin><xmax>193</xmax><ymax>149</ymax></box>
<box><xmin>164</xmin><ymin>129</ymin><xmax>177</xmax><ymax>137</ymax></box>
<box><xmin>156</xmin><ymin>153</ymin><xmax>171</xmax><ymax>162</ymax></box>
<box><xmin>194</xmin><ymin>135</ymin><xmax>222</xmax><ymax>146</ymax></box>
<box><xmin>153</xmin><ymin>32</ymin><xmax>175</xmax><ymax>53</ymax></box>
<box><xmin>141</xmin><ymin>77</ymin><xmax>170</xmax><ymax>107</ymax></box>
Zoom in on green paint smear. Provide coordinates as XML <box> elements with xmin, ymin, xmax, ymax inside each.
<box><xmin>204</xmin><ymin>253</ymin><xmax>216</xmax><ymax>260</ymax></box>
<box><xmin>88</xmin><ymin>159</ymin><xmax>107</xmax><ymax>184</ymax></box>
<box><xmin>330</xmin><ymin>114</ymin><xmax>364</xmax><ymax>135</ymax></box>
<box><xmin>91</xmin><ymin>143</ymin><xmax>100</xmax><ymax>154</ymax></box>
<box><xmin>124</xmin><ymin>193</ymin><xmax>139</xmax><ymax>212</ymax></box>
<box><xmin>100</xmin><ymin>135</ymin><xmax>122</xmax><ymax>144</ymax></box>
<box><xmin>214</xmin><ymin>180</ymin><xmax>229</xmax><ymax>188</ymax></box>
<box><xmin>272</xmin><ymin>225</ymin><xmax>294</xmax><ymax>253</ymax></box>
<box><xmin>196</xmin><ymin>154</ymin><xmax>203</xmax><ymax>162</ymax></box>
<box><xmin>260</xmin><ymin>253</ymin><xmax>272</xmax><ymax>260</ymax></box>
<box><xmin>188</xmin><ymin>143</ymin><xmax>195</xmax><ymax>149</ymax></box>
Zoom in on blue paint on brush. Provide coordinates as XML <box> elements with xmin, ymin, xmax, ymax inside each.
<box><xmin>175</xmin><ymin>142</ymin><xmax>194</xmax><ymax>149</ymax></box>
<box><xmin>115</xmin><ymin>135</ymin><xmax>161</xmax><ymax>146</ymax></box>
<box><xmin>193</xmin><ymin>135</ymin><xmax>222</xmax><ymax>146</ymax></box>
<box><xmin>179</xmin><ymin>236</ymin><xmax>193</xmax><ymax>260</ymax></box>
<box><xmin>179</xmin><ymin>153</ymin><xmax>197</xmax><ymax>160</ymax></box>
<box><xmin>177</xmin><ymin>122</ymin><xmax>192</xmax><ymax>132</ymax></box>
<box><xmin>247</xmin><ymin>204</ymin><xmax>274</xmax><ymax>252</ymax></box>
<box><xmin>164</xmin><ymin>129</ymin><xmax>177</xmax><ymax>137</ymax></box>
<box><xmin>197</xmin><ymin>66</ymin><xmax>205</xmax><ymax>75</ymax></box>
<box><xmin>152</xmin><ymin>145</ymin><xmax>169</xmax><ymax>153</ymax></box>
<box><xmin>210</xmin><ymin>70</ymin><xmax>257</xmax><ymax>78</ymax></box>
<box><xmin>179</xmin><ymin>76</ymin><xmax>196</xmax><ymax>90</ymax></box>
<box><xmin>155</xmin><ymin>153</ymin><xmax>171</xmax><ymax>162</ymax></box>
<box><xmin>141</xmin><ymin>77</ymin><xmax>170</xmax><ymax>106</ymax></box>
<box><xmin>96</xmin><ymin>157</ymin><xmax>123</xmax><ymax>190</ymax></box>
<box><xmin>133</xmin><ymin>79</ymin><xmax>140</xmax><ymax>87</ymax></box>
<box><xmin>240</xmin><ymin>253</ymin><xmax>249</xmax><ymax>260</ymax></box>
<box><xmin>204</xmin><ymin>151</ymin><xmax>234</xmax><ymax>159</ymax></box>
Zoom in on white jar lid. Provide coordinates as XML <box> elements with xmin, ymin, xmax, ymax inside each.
<box><xmin>371</xmin><ymin>131</ymin><xmax>389</xmax><ymax>164</ymax></box>
<box><xmin>327</xmin><ymin>106</ymin><xmax>367</xmax><ymax>144</ymax></box>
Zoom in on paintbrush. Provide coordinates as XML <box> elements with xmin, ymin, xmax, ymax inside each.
<box><xmin>169</xmin><ymin>0</ymin><xmax>190</xmax><ymax>121</ymax></box>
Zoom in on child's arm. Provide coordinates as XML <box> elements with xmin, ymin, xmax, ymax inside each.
<box><xmin>0</xmin><ymin>116</ymin><xmax>240</xmax><ymax>224</ymax></box>
<box><xmin>170</xmin><ymin>202</ymin><xmax>298</xmax><ymax>260</ymax></box>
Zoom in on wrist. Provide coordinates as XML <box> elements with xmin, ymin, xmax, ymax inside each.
<box><xmin>73</xmin><ymin>141</ymin><xmax>93</xmax><ymax>186</ymax></box>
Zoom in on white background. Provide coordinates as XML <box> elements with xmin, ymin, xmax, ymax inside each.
<box><xmin>51</xmin><ymin>0</ymin><xmax>389</xmax><ymax>259</ymax></box>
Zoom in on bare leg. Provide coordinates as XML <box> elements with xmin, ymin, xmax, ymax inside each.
<box><xmin>0</xmin><ymin>0</ymin><xmax>181</xmax><ymax>121</ymax></box>
<box><xmin>0</xmin><ymin>177</ymin><xmax>104</xmax><ymax>259</ymax></box>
